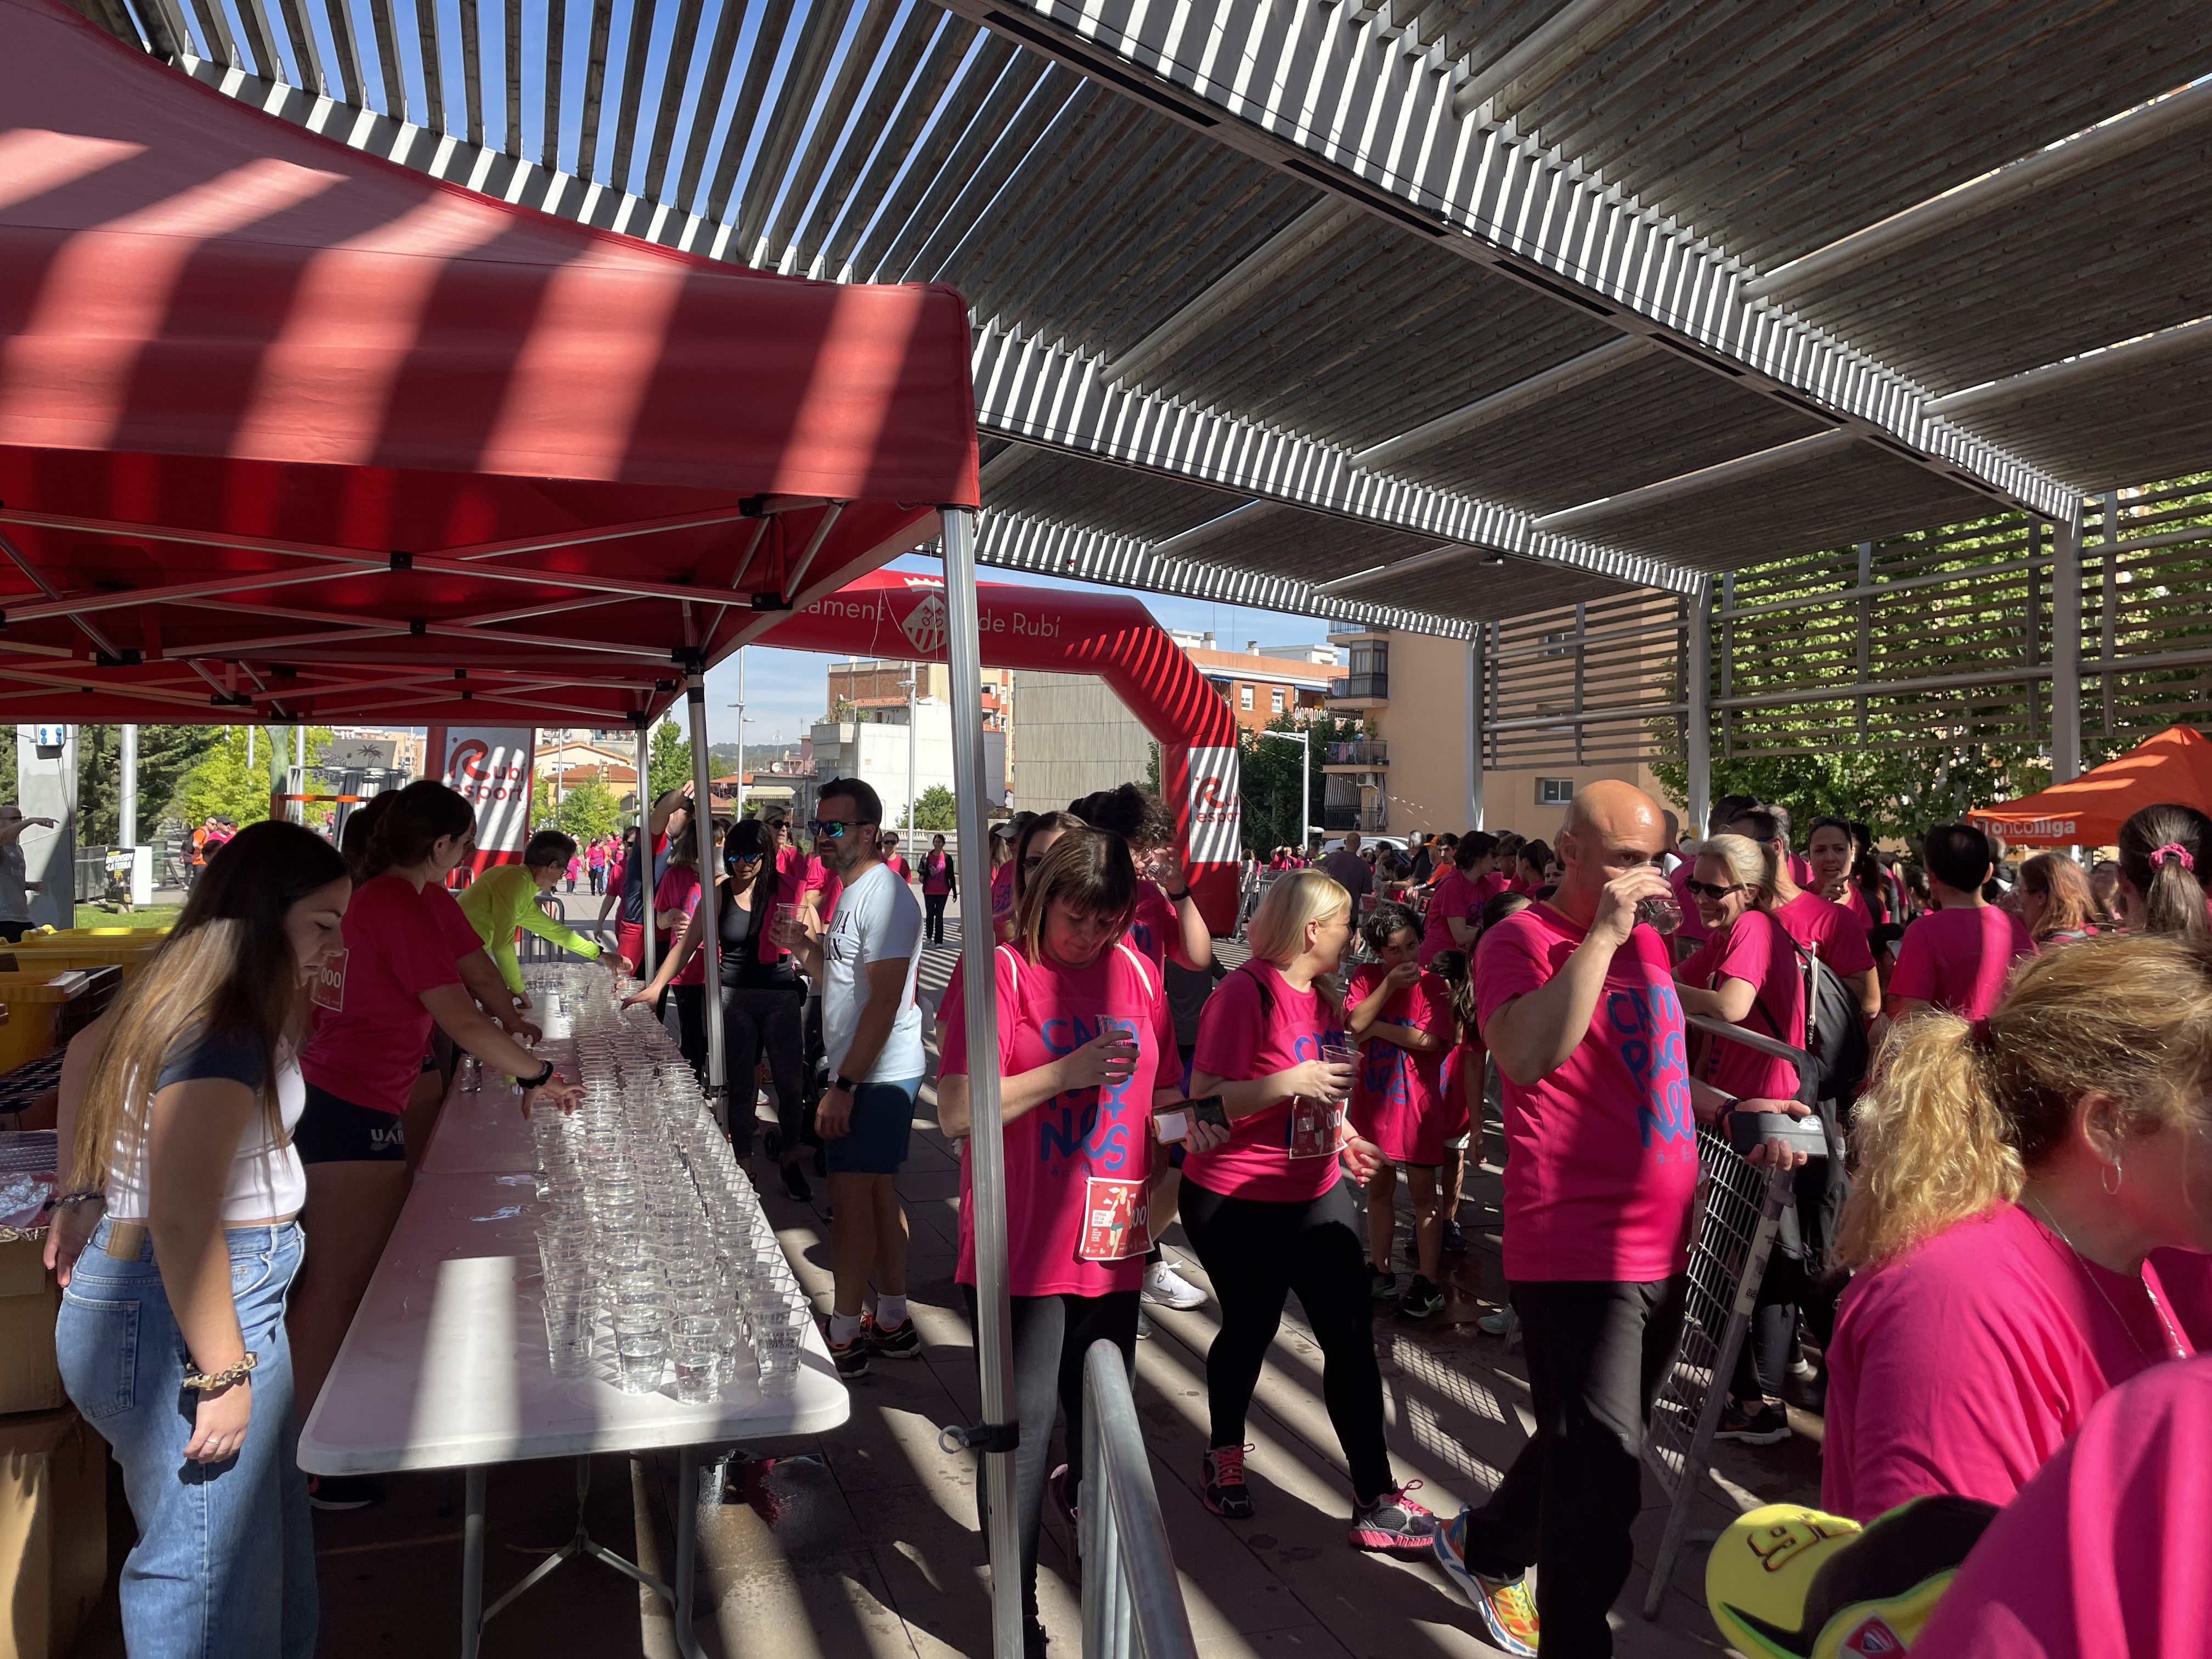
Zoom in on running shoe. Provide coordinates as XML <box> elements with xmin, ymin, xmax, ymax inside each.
<box><xmin>781</xmin><ymin>1160</ymin><xmax>812</xmax><ymax>1203</ymax></box>
<box><xmin>1141</xmin><ymin>1259</ymin><xmax>1207</xmax><ymax>1311</ymax></box>
<box><xmin>1395</xmin><ymin>1276</ymin><xmax>1444</xmax><ymax>1321</ymax></box>
<box><xmin>1348</xmin><ymin>1482</ymin><xmax>1436</xmax><ymax>1555</ymax></box>
<box><xmin>307</xmin><ymin>1474</ymin><xmax>380</xmax><ymax>1511</ymax></box>
<box><xmin>1136</xmin><ymin>1307</ymin><xmax>1153</xmax><ymax>1340</ymax></box>
<box><xmin>1368</xmin><ymin>1267</ymin><xmax>1398</xmax><ymax>1302</ymax></box>
<box><xmin>1432</xmin><ymin>1506</ymin><xmax>1539</xmax><ymax>1657</ymax></box>
<box><xmin>1201</xmin><ymin>1445</ymin><xmax>1254</xmax><ymax>1520</ymax></box>
<box><xmin>827</xmin><ymin>1327</ymin><xmax>870</xmax><ymax>1379</ymax></box>
<box><xmin>1441</xmin><ymin>1220</ymin><xmax>1468</xmax><ymax>1254</ymax></box>
<box><xmin>1714</xmin><ymin>1400</ymin><xmax>1791</xmax><ymax>1444</ymax></box>
<box><xmin>865</xmin><ymin>1311</ymin><xmax>922</xmax><ymax>1358</ymax></box>
<box><xmin>1477</xmin><ymin>1307</ymin><xmax>1514</xmax><ymax>1338</ymax></box>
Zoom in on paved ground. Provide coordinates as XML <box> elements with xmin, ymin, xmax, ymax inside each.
<box><xmin>67</xmin><ymin>892</ymin><xmax>1823</xmax><ymax>1659</ymax></box>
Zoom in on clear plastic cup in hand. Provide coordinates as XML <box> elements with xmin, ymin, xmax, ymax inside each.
<box><xmin>614</xmin><ymin>1329</ymin><xmax>668</xmax><ymax>1395</ymax></box>
<box><xmin>1635</xmin><ymin>894</ymin><xmax>1684</xmax><ymax>935</ymax></box>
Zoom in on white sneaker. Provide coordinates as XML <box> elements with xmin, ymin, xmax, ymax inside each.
<box><xmin>1142</xmin><ymin>1259</ymin><xmax>1206</xmax><ymax>1311</ymax></box>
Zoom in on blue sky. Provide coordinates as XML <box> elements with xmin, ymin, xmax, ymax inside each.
<box><xmin>700</xmin><ymin>552</ymin><xmax>1336</xmax><ymax>748</ymax></box>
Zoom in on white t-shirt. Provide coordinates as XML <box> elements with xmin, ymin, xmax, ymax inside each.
<box><xmin>822</xmin><ymin>862</ymin><xmax>924</xmax><ymax>1084</ymax></box>
<box><xmin>105</xmin><ymin>1036</ymin><xmax>307</xmax><ymax>1222</ymax></box>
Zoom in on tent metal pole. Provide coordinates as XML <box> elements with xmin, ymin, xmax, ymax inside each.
<box><xmin>685</xmin><ymin>674</ymin><xmax>726</xmax><ymax>1121</ymax></box>
<box><xmin>1466</xmin><ymin>635</ymin><xmax>1483</xmax><ymax>830</ymax></box>
<box><xmin>119</xmin><ymin>724</ymin><xmax>138</xmax><ymax>847</ymax></box>
<box><xmin>637</xmin><ymin>725</ymin><xmax>659</xmax><ymax>983</ymax></box>
<box><xmin>940</xmin><ymin>506</ymin><xmax>1024</xmax><ymax>1659</ymax></box>
<box><xmin>2049</xmin><ymin>512</ymin><xmax>2083</xmax><ymax>791</ymax></box>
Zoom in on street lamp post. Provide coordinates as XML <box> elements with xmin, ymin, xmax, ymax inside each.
<box><xmin>1260</xmin><ymin>727</ymin><xmax>1311</xmax><ymax>850</ymax></box>
<box><xmin>900</xmin><ymin>667</ymin><xmax>918</xmax><ymax>837</ymax></box>
<box><xmin>727</xmin><ymin>648</ymin><xmax>756</xmax><ymax>817</ymax></box>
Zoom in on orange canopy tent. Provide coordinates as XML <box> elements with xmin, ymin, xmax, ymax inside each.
<box><xmin>1970</xmin><ymin>725</ymin><xmax>2212</xmax><ymax>847</ymax></box>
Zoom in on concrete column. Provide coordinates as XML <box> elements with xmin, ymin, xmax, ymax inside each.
<box><xmin>1466</xmin><ymin>631</ymin><xmax>1485</xmax><ymax>830</ymax></box>
<box><xmin>1685</xmin><ymin>588</ymin><xmax>1712</xmax><ymax>833</ymax></box>
<box><xmin>2050</xmin><ymin>511</ymin><xmax>2083</xmax><ymax>785</ymax></box>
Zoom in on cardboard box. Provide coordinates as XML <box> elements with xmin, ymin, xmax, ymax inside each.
<box><xmin>0</xmin><ymin>1408</ymin><xmax>106</xmax><ymax>1659</ymax></box>
<box><xmin>0</xmin><ymin>1239</ymin><xmax>61</xmax><ymax>1418</ymax></box>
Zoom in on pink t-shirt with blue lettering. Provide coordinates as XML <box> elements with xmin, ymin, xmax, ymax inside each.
<box><xmin>1344</xmin><ymin>962</ymin><xmax>1455</xmax><ymax>1164</ymax></box>
<box><xmin>1823</xmin><ymin>1202</ymin><xmax>2193</xmax><ymax>1522</ymax></box>
<box><xmin>1475</xmin><ymin>903</ymin><xmax>1699</xmax><ymax>1282</ymax></box>
<box><xmin>1184</xmin><ymin>960</ymin><xmax>1352</xmax><ymax>1205</ymax></box>
<box><xmin>1889</xmin><ymin>904</ymin><xmax>2035</xmax><ymax>1018</ymax></box>
<box><xmin>945</xmin><ymin>941</ymin><xmax>1173</xmax><ymax>1297</ymax></box>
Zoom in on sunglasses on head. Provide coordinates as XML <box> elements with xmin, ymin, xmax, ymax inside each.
<box><xmin>1683</xmin><ymin>878</ymin><xmax>1745</xmax><ymax>900</ymax></box>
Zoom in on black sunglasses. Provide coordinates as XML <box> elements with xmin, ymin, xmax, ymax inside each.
<box><xmin>1683</xmin><ymin>878</ymin><xmax>1745</xmax><ymax>900</ymax></box>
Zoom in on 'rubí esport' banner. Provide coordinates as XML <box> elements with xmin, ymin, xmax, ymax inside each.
<box><xmin>440</xmin><ymin>726</ymin><xmax>534</xmax><ymax>871</ymax></box>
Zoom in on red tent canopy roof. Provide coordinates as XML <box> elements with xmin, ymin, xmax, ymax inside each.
<box><xmin>1970</xmin><ymin>725</ymin><xmax>2212</xmax><ymax>847</ymax></box>
<box><xmin>0</xmin><ymin>0</ymin><xmax>978</xmax><ymax>726</ymax></box>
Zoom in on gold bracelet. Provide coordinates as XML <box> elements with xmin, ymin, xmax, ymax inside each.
<box><xmin>181</xmin><ymin>1352</ymin><xmax>257</xmax><ymax>1393</ymax></box>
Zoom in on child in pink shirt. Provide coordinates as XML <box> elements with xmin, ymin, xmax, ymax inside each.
<box><xmin>1344</xmin><ymin>901</ymin><xmax>1455</xmax><ymax>1318</ymax></box>
<box><xmin>1888</xmin><ymin>823</ymin><xmax>2034</xmax><ymax>1019</ymax></box>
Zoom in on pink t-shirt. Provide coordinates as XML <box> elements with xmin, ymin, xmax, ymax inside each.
<box><xmin>816</xmin><ymin>865</ymin><xmax>843</xmax><ymax>922</ymax></box>
<box><xmin>991</xmin><ymin>860</ymin><xmax>1015</xmax><ymax>927</ymax></box>
<box><xmin>1774</xmin><ymin>889</ymin><xmax>1876</xmax><ymax>978</ymax></box>
<box><xmin>1787</xmin><ymin>851</ymin><xmax>1814</xmax><ymax>888</ymax></box>
<box><xmin>1126</xmin><ymin>882</ymin><xmax>1178</xmax><ymax>976</ymax></box>
<box><xmin>1822</xmin><ymin>1202</ymin><xmax>2193</xmax><ymax>1521</ymax></box>
<box><xmin>1912</xmin><ymin>1353</ymin><xmax>2212</xmax><ymax>1659</ymax></box>
<box><xmin>1676</xmin><ymin>910</ymin><xmax>1805</xmax><ymax>1101</ymax></box>
<box><xmin>2150</xmin><ymin>1248</ymin><xmax>2212</xmax><ymax>1351</ymax></box>
<box><xmin>1183</xmin><ymin>960</ymin><xmax>1352</xmax><ymax>1205</ymax></box>
<box><xmin>1343</xmin><ymin>962</ymin><xmax>1454</xmax><ymax>1164</ymax></box>
<box><xmin>654</xmin><ymin>866</ymin><xmax>706</xmax><ymax>986</ymax></box>
<box><xmin>1418</xmin><ymin>870</ymin><xmax>1479</xmax><ymax>966</ymax></box>
<box><xmin>420</xmin><ymin>879</ymin><xmax>486</xmax><ymax>964</ymax></box>
<box><xmin>1890</xmin><ymin>904</ymin><xmax>2035</xmax><ymax>1018</ymax></box>
<box><xmin>921</xmin><ymin>851</ymin><xmax>953</xmax><ymax>896</ymax></box>
<box><xmin>884</xmin><ymin>854</ymin><xmax>909</xmax><ymax>883</ymax></box>
<box><xmin>755</xmin><ymin>846</ymin><xmax>825</xmax><ymax>966</ymax></box>
<box><xmin>302</xmin><ymin>875</ymin><xmax>464</xmax><ymax>1115</ymax></box>
<box><xmin>1474</xmin><ymin>904</ymin><xmax>1699</xmax><ymax>1282</ymax></box>
<box><xmin>946</xmin><ymin>941</ymin><xmax>1173</xmax><ymax>1297</ymax></box>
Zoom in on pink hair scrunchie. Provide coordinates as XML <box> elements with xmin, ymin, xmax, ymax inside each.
<box><xmin>2151</xmin><ymin>842</ymin><xmax>2197</xmax><ymax>873</ymax></box>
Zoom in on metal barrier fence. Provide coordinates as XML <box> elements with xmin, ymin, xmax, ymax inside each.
<box><xmin>1079</xmin><ymin>1340</ymin><xmax>1199</xmax><ymax>1659</ymax></box>
<box><xmin>1639</xmin><ymin>1015</ymin><xmax>1821</xmax><ymax>1621</ymax></box>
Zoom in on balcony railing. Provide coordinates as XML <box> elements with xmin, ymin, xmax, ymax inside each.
<box><xmin>1328</xmin><ymin>674</ymin><xmax>1389</xmax><ymax>701</ymax></box>
<box><xmin>1322</xmin><ymin>804</ymin><xmax>1361</xmax><ymax>832</ymax></box>
<box><xmin>1324</xmin><ymin>740</ymin><xmax>1388</xmax><ymax>766</ymax></box>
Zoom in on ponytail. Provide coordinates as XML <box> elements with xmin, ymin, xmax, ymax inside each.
<box><xmin>1841</xmin><ymin>933</ymin><xmax>2212</xmax><ymax>1269</ymax></box>
<box><xmin>2117</xmin><ymin>802</ymin><xmax>2212</xmax><ymax>942</ymax></box>
<box><xmin>1837</xmin><ymin>1013</ymin><xmax>2020</xmax><ymax>1269</ymax></box>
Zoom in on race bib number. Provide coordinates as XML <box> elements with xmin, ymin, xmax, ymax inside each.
<box><xmin>311</xmin><ymin>949</ymin><xmax>347</xmax><ymax>1013</ymax></box>
<box><xmin>1286</xmin><ymin>1096</ymin><xmax>1342</xmax><ymax>1160</ymax></box>
<box><xmin>1077</xmin><ymin>1177</ymin><xmax>1151</xmax><ymax>1262</ymax></box>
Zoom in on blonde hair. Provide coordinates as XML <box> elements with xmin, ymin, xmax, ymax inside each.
<box><xmin>1838</xmin><ymin>934</ymin><xmax>2212</xmax><ymax>1269</ymax></box>
<box><xmin>2020</xmin><ymin>852</ymin><xmax>2095</xmax><ymax>944</ymax></box>
<box><xmin>1246</xmin><ymin>870</ymin><xmax>1350</xmax><ymax>1001</ymax></box>
<box><xmin>1694</xmin><ymin>833</ymin><xmax>1777</xmax><ymax>910</ymax></box>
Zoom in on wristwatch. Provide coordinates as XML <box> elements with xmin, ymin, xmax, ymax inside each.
<box><xmin>523</xmin><ymin>1059</ymin><xmax>557</xmax><ymax>1091</ymax></box>
<box><xmin>831</xmin><ymin>1074</ymin><xmax>861</xmax><ymax>1096</ymax></box>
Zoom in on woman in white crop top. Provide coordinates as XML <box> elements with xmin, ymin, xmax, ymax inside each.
<box><xmin>47</xmin><ymin>820</ymin><xmax>350</xmax><ymax>1659</ymax></box>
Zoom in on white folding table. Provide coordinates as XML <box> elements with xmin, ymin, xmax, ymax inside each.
<box><xmin>301</xmin><ymin>1079</ymin><xmax>848</xmax><ymax>1658</ymax></box>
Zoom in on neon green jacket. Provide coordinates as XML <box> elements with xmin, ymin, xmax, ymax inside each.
<box><xmin>457</xmin><ymin>864</ymin><xmax>602</xmax><ymax>995</ymax></box>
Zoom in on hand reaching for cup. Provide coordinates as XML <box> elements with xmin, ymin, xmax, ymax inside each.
<box><xmin>1059</xmin><ymin>1029</ymin><xmax>1139</xmax><ymax>1094</ymax></box>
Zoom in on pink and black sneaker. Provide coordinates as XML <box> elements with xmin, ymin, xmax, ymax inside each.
<box><xmin>1348</xmin><ymin>1482</ymin><xmax>1437</xmax><ymax>1555</ymax></box>
<box><xmin>1201</xmin><ymin>1444</ymin><xmax>1254</xmax><ymax>1520</ymax></box>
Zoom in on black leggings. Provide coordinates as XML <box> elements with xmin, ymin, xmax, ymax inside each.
<box><xmin>722</xmin><ymin>983</ymin><xmax>807</xmax><ymax>1158</ymax></box>
<box><xmin>962</xmin><ymin>1285</ymin><xmax>1139</xmax><ymax>1617</ymax></box>
<box><xmin>923</xmin><ymin>890</ymin><xmax>949</xmax><ymax>944</ymax></box>
<box><xmin>1180</xmin><ymin>1177</ymin><xmax>1393</xmax><ymax>1502</ymax></box>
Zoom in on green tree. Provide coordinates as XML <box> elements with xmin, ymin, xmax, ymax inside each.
<box><xmin>902</xmin><ymin>785</ymin><xmax>957</xmax><ymax>831</ymax></box>
<box><xmin>554</xmin><ymin>778</ymin><xmax>622</xmax><ymax>844</ymax></box>
<box><xmin>647</xmin><ymin>720</ymin><xmax>691</xmax><ymax>802</ymax></box>
<box><xmin>172</xmin><ymin>727</ymin><xmax>282</xmax><ymax>828</ymax></box>
<box><xmin>77</xmin><ymin>725</ymin><xmax>225</xmax><ymax>843</ymax></box>
<box><xmin>1236</xmin><ymin>713</ymin><xmax>1363</xmax><ymax>856</ymax></box>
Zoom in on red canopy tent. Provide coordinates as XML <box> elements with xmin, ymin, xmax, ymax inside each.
<box><xmin>1970</xmin><ymin>725</ymin><xmax>2212</xmax><ymax>847</ymax></box>
<box><xmin>0</xmin><ymin>0</ymin><xmax>977</xmax><ymax>729</ymax></box>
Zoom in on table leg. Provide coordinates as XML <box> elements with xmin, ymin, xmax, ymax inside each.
<box><xmin>462</xmin><ymin>1466</ymin><xmax>487</xmax><ymax>1659</ymax></box>
<box><xmin>673</xmin><ymin>1448</ymin><xmax>706</xmax><ymax>1659</ymax></box>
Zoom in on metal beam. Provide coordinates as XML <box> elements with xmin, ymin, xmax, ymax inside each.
<box><xmin>933</xmin><ymin>0</ymin><xmax>2076</xmax><ymax>523</ymax></box>
<box><xmin>1148</xmin><ymin>502</ymin><xmax>1284</xmax><ymax>558</ymax></box>
<box><xmin>1101</xmin><ymin>200</ymin><xmax>1358</xmax><ymax>387</ymax></box>
<box><xmin>1926</xmin><ymin>315</ymin><xmax>2212</xmax><ymax>418</ymax></box>
<box><xmin>1685</xmin><ymin>589</ymin><xmax>1711</xmax><ymax>833</ymax></box>
<box><xmin>1351</xmin><ymin>337</ymin><xmax>1655</xmax><ymax>471</ymax></box>
<box><xmin>1450</xmin><ymin>0</ymin><xmax>1625</xmax><ymax>119</ymax></box>
<box><xmin>1532</xmin><ymin>430</ymin><xmax>1855</xmax><ymax>533</ymax></box>
<box><xmin>1747</xmin><ymin>80</ymin><xmax>2212</xmax><ymax>303</ymax></box>
<box><xmin>1311</xmin><ymin>542</ymin><xmax>1473</xmax><ymax>592</ymax></box>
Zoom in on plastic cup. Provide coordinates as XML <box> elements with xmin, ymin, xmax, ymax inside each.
<box><xmin>615</xmin><ymin>1329</ymin><xmax>669</xmax><ymax>1395</ymax></box>
<box><xmin>672</xmin><ymin>1315</ymin><xmax>724</xmax><ymax>1404</ymax></box>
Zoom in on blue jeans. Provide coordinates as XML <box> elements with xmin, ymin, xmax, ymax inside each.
<box><xmin>56</xmin><ymin>1217</ymin><xmax>317</xmax><ymax>1659</ymax></box>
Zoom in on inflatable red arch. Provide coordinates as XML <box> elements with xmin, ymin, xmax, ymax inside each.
<box><xmin>761</xmin><ymin>570</ymin><xmax>1244</xmax><ymax>933</ymax></box>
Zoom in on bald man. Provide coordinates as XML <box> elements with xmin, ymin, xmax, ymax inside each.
<box><xmin>1432</xmin><ymin>781</ymin><xmax>1809</xmax><ymax>1658</ymax></box>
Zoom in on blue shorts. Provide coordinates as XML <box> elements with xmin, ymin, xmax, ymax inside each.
<box><xmin>825</xmin><ymin>1076</ymin><xmax>920</xmax><ymax>1176</ymax></box>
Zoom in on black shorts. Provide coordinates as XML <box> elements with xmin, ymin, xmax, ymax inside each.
<box><xmin>295</xmin><ymin>1081</ymin><xmax>408</xmax><ymax>1164</ymax></box>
